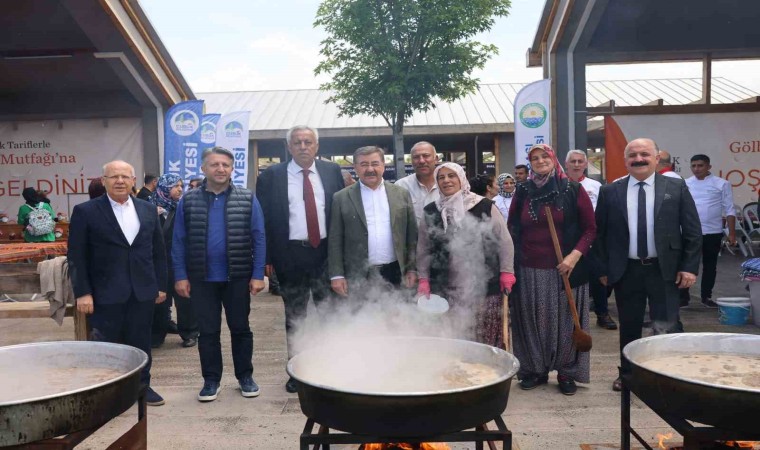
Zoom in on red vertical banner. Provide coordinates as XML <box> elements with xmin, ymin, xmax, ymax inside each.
<box><xmin>604</xmin><ymin>116</ymin><xmax>628</xmax><ymax>182</ymax></box>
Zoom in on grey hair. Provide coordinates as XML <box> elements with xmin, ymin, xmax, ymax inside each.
<box><xmin>286</xmin><ymin>125</ymin><xmax>319</xmax><ymax>144</ymax></box>
<box><xmin>102</xmin><ymin>160</ymin><xmax>135</xmax><ymax>177</ymax></box>
<box><xmin>624</xmin><ymin>138</ymin><xmax>660</xmax><ymax>156</ymax></box>
<box><xmin>202</xmin><ymin>146</ymin><xmax>234</xmax><ymax>164</ymax></box>
<box><xmin>565</xmin><ymin>149</ymin><xmax>588</xmax><ymax>161</ymax></box>
<box><xmin>353</xmin><ymin>146</ymin><xmax>385</xmax><ymax>161</ymax></box>
<box><xmin>410</xmin><ymin>141</ymin><xmax>436</xmax><ymax>156</ymax></box>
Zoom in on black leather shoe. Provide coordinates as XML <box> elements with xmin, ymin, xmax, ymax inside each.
<box><xmin>701</xmin><ymin>298</ymin><xmax>719</xmax><ymax>308</ymax></box>
<box><xmin>596</xmin><ymin>314</ymin><xmax>618</xmax><ymax>330</ymax></box>
<box><xmin>285</xmin><ymin>377</ymin><xmax>298</xmax><ymax>393</ymax></box>
<box><xmin>167</xmin><ymin>320</ymin><xmax>179</xmax><ymax>334</ymax></box>
<box><xmin>519</xmin><ymin>374</ymin><xmax>549</xmax><ymax>390</ymax></box>
<box><xmin>182</xmin><ymin>337</ymin><xmax>198</xmax><ymax>348</ymax></box>
<box><xmin>612</xmin><ymin>377</ymin><xmax>623</xmax><ymax>392</ymax></box>
<box><xmin>557</xmin><ymin>375</ymin><xmax>577</xmax><ymax>396</ymax></box>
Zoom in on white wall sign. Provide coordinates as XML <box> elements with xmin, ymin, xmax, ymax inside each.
<box><xmin>0</xmin><ymin>119</ymin><xmax>143</xmax><ymax>218</ymax></box>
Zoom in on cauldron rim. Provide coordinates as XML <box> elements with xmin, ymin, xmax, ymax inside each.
<box><xmin>623</xmin><ymin>332</ymin><xmax>760</xmax><ymax>395</ymax></box>
<box><xmin>0</xmin><ymin>341</ymin><xmax>148</xmax><ymax>407</ymax></box>
<box><xmin>287</xmin><ymin>336</ymin><xmax>519</xmax><ymax>397</ymax></box>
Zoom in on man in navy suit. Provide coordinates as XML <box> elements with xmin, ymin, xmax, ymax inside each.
<box><xmin>256</xmin><ymin>125</ymin><xmax>344</xmax><ymax>393</ymax></box>
<box><xmin>594</xmin><ymin>138</ymin><xmax>701</xmax><ymax>392</ymax></box>
<box><xmin>68</xmin><ymin>160</ymin><xmax>167</xmax><ymax>406</ymax></box>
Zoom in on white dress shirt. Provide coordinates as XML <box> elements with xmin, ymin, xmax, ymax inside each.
<box><xmin>685</xmin><ymin>174</ymin><xmax>736</xmax><ymax>235</ymax></box>
<box><xmin>662</xmin><ymin>170</ymin><xmax>682</xmax><ymax>179</ymax></box>
<box><xmin>360</xmin><ymin>182</ymin><xmax>396</xmax><ymax>265</ymax></box>
<box><xmin>108</xmin><ymin>194</ymin><xmax>140</xmax><ymax>245</ymax></box>
<box><xmin>394</xmin><ymin>173</ymin><xmax>439</xmax><ymax>224</ymax></box>
<box><xmin>579</xmin><ymin>177</ymin><xmax>602</xmax><ymax>211</ymax></box>
<box><xmin>627</xmin><ymin>174</ymin><xmax>657</xmax><ymax>259</ymax></box>
<box><xmin>493</xmin><ymin>195</ymin><xmax>512</xmax><ymax>221</ymax></box>
<box><xmin>287</xmin><ymin>159</ymin><xmax>327</xmax><ymax>240</ymax></box>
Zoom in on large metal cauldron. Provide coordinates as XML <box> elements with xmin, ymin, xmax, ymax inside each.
<box><xmin>623</xmin><ymin>332</ymin><xmax>760</xmax><ymax>433</ymax></box>
<box><xmin>287</xmin><ymin>336</ymin><xmax>519</xmax><ymax>437</ymax></box>
<box><xmin>0</xmin><ymin>341</ymin><xmax>147</xmax><ymax>446</ymax></box>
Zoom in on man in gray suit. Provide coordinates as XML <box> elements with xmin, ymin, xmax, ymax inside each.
<box><xmin>329</xmin><ymin>146</ymin><xmax>418</xmax><ymax>297</ymax></box>
<box><xmin>594</xmin><ymin>138</ymin><xmax>702</xmax><ymax>392</ymax></box>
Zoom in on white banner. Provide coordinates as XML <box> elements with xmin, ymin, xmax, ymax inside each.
<box><xmin>0</xmin><ymin>119</ymin><xmax>143</xmax><ymax>219</ymax></box>
<box><xmin>613</xmin><ymin>112</ymin><xmax>760</xmax><ymax>206</ymax></box>
<box><xmin>215</xmin><ymin>111</ymin><xmax>251</xmax><ymax>188</ymax></box>
<box><xmin>514</xmin><ymin>79</ymin><xmax>552</xmax><ymax>167</ymax></box>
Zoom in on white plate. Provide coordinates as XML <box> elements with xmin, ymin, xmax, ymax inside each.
<box><xmin>417</xmin><ymin>294</ymin><xmax>450</xmax><ymax>315</ymax></box>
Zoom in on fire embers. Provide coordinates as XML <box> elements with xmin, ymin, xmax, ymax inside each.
<box><xmin>656</xmin><ymin>433</ymin><xmax>760</xmax><ymax>450</ymax></box>
<box><xmin>361</xmin><ymin>444</ymin><xmax>451</xmax><ymax>450</ymax></box>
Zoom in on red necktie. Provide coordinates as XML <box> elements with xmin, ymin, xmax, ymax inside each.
<box><xmin>302</xmin><ymin>169</ymin><xmax>320</xmax><ymax>248</ymax></box>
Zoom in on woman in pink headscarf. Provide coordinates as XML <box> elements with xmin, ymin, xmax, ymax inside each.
<box><xmin>507</xmin><ymin>144</ymin><xmax>596</xmax><ymax>395</ymax></box>
<box><xmin>416</xmin><ymin>162</ymin><xmax>516</xmax><ymax>349</ymax></box>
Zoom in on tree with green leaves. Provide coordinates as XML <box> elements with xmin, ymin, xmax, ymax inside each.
<box><xmin>315</xmin><ymin>0</ymin><xmax>511</xmax><ymax>176</ymax></box>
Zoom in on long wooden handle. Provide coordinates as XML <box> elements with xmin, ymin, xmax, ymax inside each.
<box><xmin>544</xmin><ymin>206</ymin><xmax>582</xmax><ymax>331</ymax></box>
<box><xmin>502</xmin><ymin>293</ymin><xmax>510</xmax><ymax>352</ymax></box>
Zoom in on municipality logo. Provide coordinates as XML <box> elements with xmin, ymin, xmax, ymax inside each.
<box><xmin>200</xmin><ymin>121</ymin><xmax>217</xmax><ymax>144</ymax></box>
<box><xmin>519</xmin><ymin>103</ymin><xmax>547</xmax><ymax>129</ymax></box>
<box><xmin>170</xmin><ymin>110</ymin><xmax>199</xmax><ymax>136</ymax></box>
<box><xmin>224</xmin><ymin>121</ymin><xmax>244</xmax><ymax>139</ymax></box>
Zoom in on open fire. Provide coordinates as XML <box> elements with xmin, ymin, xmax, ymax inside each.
<box><xmin>361</xmin><ymin>444</ymin><xmax>451</xmax><ymax>450</ymax></box>
<box><xmin>656</xmin><ymin>433</ymin><xmax>760</xmax><ymax>450</ymax></box>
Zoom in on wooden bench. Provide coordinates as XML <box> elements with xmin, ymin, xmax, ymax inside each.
<box><xmin>0</xmin><ymin>301</ymin><xmax>89</xmax><ymax>340</ymax></box>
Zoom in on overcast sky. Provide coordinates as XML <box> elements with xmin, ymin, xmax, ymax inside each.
<box><xmin>140</xmin><ymin>0</ymin><xmax>760</xmax><ymax>95</ymax></box>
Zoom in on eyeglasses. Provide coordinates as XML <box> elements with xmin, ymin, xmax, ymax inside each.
<box><xmin>103</xmin><ymin>175</ymin><xmax>134</xmax><ymax>181</ymax></box>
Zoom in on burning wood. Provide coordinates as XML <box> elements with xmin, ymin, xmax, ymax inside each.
<box><xmin>720</xmin><ymin>442</ymin><xmax>760</xmax><ymax>449</ymax></box>
<box><xmin>361</xmin><ymin>444</ymin><xmax>451</xmax><ymax>450</ymax></box>
<box><xmin>657</xmin><ymin>432</ymin><xmax>674</xmax><ymax>449</ymax></box>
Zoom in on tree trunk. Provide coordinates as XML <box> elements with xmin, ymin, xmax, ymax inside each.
<box><xmin>392</xmin><ymin>115</ymin><xmax>406</xmax><ymax>181</ymax></box>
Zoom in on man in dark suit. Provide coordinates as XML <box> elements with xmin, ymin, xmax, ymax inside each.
<box><xmin>594</xmin><ymin>138</ymin><xmax>701</xmax><ymax>392</ymax></box>
<box><xmin>68</xmin><ymin>160</ymin><xmax>167</xmax><ymax>406</ymax></box>
<box><xmin>256</xmin><ymin>125</ymin><xmax>344</xmax><ymax>393</ymax></box>
<box><xmin>329</xmin><ymin>146</ymin><xmax>417</xmax><ymax>296</ymax></box>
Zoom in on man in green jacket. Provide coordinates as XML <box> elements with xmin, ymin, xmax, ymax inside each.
<box><xmin>329</xmin><ymin>146</ymin><xmax>418</xmax><ymax>298</ymax></box>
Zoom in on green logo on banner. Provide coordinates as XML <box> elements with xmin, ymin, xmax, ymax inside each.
<box><xmin>519</xmin><ymin>103</ymin><xmax>547</xmax><ymax>128</ymax></box>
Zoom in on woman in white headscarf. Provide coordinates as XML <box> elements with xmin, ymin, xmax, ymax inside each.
<box><xmin>416</xmin><ymin>162</ymin><xmax>516</xmax><ymax>348</ymax></box>
<box><xmin>493</xmin><ymin>173</ymin><xmax>516</xmax><ymax>221</ymax></box>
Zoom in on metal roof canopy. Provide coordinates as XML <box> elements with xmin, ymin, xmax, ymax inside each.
<box><xmin>0</xmin><ymin>0</ymin><xmax>194</xmax><ymax>122</ymax></box>
<box><xmin>526</xmin><ymin>0</ymin><xmax>760</xmax><ymax>158</ymax></box>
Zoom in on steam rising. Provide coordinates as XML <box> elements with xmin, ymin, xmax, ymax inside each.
<box><xmin>288</xmin><ymin>212</ymin><xmax>510</xmax><ymax>392</ymax></box>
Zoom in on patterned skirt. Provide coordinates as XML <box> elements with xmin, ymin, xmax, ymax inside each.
<box><xmin>511</xmin><ymin>266</ymin><xmax>590</xmax><ymax>383</ymax></box>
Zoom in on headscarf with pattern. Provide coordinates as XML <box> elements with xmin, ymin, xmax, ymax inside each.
<box><xmin>497</xmin><ymin>173</ymin><xmax>514</xmax><ymax>198</ymax></box>
<box><xmin>151</xmin><ymin>173</ymin><xmax>182</xmax><ymax>213</ymax></box>
<box><xmin>433</xmin><ymin>162</ymin><xmax>484</xmax><ymax>231</ymax></box>
<box><xmin>522</xmin><ymin>144</ymin><xmax>571</xmax><ymax>222</ymax></box>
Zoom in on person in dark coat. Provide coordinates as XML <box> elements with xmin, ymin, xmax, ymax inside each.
<box><xmin>67</xmin><ymin>160</ymin><xmax>167</xmax><ymax>406</ymax></box>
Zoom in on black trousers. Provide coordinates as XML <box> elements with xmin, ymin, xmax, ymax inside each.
<box><xmin>277</xmin><ymin>240</ymin><xmax>331</xmax><ymax>359</ymax></box>
<box><xmin>699</xmin><ymin>233</ymin><xmax>723</xmax><ymax>300</ymax></box>
<box><xmin>614</xmin><ymin>259</ymin><xmax>681</xmax><ymax>373</ymax></box>
<box><xmin>90</xmin><ymin>294</ymin><xmax>154</xmax><ymax>386</ymax></box>
<box><xmin>589</xmin><ymin>272</ymin><xmax>609</xmax><ymax>316</ymax></box>
<box><xmin>151</xmin><ymin>296</ymin><xmax>171</xmax><ymax>346</ymax></box>
<box><xmin>190</xmin><ymin>279</ymin><xmax>253</xmax><ymax>382</ymax></box>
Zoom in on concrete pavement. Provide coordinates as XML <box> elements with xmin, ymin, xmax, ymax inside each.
<box><xmin>1</xmin><ymin>251</ymin><xmax>757</xmax><ymax>449</ymax></box>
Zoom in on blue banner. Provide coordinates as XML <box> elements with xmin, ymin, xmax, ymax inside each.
<box><xmin>200</xmin><ymin>113</ymin><xmax>221</xmax><ymax>154</ymax></box>
<box><xmin>163</xmin><ymin>100</ymin><xmax>204</xmax><ymax>184</ymax></box>
<box><xmin>215</xmin><ymin>111</ymin><xmax>250</xmax><ymax>188</ymax></box>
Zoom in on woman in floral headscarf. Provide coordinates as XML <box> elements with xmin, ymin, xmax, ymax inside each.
<box><xmin>507</xmin><ymin>144</ymin><xmax>596</xmax><ymax>395</ymax></box>
<box><xmin>493</xmin><ymin>173</ymin><xmax>516</xmax><ymax>221</ymax></box>
<box><xmin>416</xmin><ymin>162</ymin><xmax>515</xmax><ymax>349</ymax></box>
<box><xmin>151</xmin><ymin>174</ymin><xmax>198</xmax><ymax>348</ymax></box>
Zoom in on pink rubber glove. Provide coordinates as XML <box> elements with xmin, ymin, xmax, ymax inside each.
<box><xmin>500</xmin><ymin>272</ymin><xmax>516</xmax><ymax>294</ymax></box>
<box><xmin>417</xmin><ymin>278</ymin><xmax>431</xmax><ymax>298</ymax></box>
